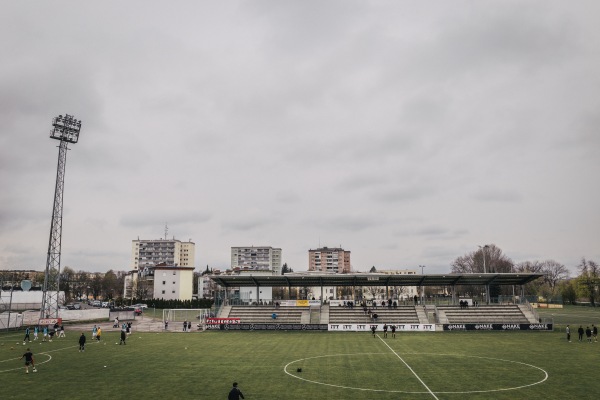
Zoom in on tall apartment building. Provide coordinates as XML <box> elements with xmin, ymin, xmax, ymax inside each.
<box><xmin>131</xmin><ymin>239</ymin><xmax>195</xmax><ymax>271</ymax></box>
<box><xmin>308</xmin><ymin>247</ymin><xmax>351</xmax><ymax>273</ymax></box>
<box><xmin>231</xmin><ymin>246</ymin><xmax>282</xmax><ymax>275</ymax></box>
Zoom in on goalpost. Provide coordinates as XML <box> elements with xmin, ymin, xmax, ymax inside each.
<box><xmin>162</xmin><ymin>309</ymin><xmax>212</xmax><ymax>330</ymax></box>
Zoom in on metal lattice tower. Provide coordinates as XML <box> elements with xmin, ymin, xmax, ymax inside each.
<box><xmin>40</xmin><ymin>114</ymin><xmax>82</xmax><ymax>319</ymax></box>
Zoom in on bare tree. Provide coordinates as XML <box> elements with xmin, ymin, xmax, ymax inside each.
<box><xmin>541</xmin><ymin>260</ymin><xmax>569</xmax><ymax>293</ymax></box>
<box><xmin>451</xmin><ymin>245</ymin><xmax>514</xmax><ymax>298</ymax></box>
<box><xmin>451</xmin><ymin>244</ymin><xmax>513</xmax><ymax>274</ymax></box>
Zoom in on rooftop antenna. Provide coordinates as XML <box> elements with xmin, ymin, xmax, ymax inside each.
<box><xmin>40</xmin><ymin>114</ymin><xmax>82</xmax><ymax>320</ymax></box>
<box><xmin>164</xmin><ymin>223</ymin><xmax>168</xmax><ymax>240</ymax></box>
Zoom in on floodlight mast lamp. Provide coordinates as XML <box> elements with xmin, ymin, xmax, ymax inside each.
<box><xmin>40</xmin><ymin>114</ymin><xmax>81</xmax><ymax>320</ymax></box>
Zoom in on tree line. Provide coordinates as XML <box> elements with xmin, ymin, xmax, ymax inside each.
<box><xmin>450</xmin><ymin>244</ymin><xmax>599</xmax><ymax>305</ymax></box>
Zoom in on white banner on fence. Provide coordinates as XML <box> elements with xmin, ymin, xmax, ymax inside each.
<box><xmin>328</xmin><ymin>323</ymin><xmax>435</xmax><ymax>332</ymax></box>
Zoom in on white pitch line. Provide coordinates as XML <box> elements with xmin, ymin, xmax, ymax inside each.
<box><xmin>377</xmin><ymin>335</ymin><xmax>440</xmax><ymax>400</ymax></box>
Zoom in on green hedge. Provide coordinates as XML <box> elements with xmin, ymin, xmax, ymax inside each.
<box><xmin>129</xmin><ymin>298</ymin><xmax>213</xmax><ymax>309</ymax></box>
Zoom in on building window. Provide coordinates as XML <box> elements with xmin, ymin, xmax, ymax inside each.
<box><xmin>173</xmin><ymin>271</ymin><xmax>176</xmax><ymax>275</ymax></box>
<box><xmin>172</xmin><ymin>290</ymin><xmax>175</xmax><ymax>293</ymax></box>
<box><xmin>173</xmin><ymin>281</ymin><xmax>176</xmax><ymax>285</ymax></box>
<box><xmin>162</xmin><ymin>281</ymin><xmax>166</xmax><ymax>285</ymax></box>
<box><xmin>162</xmin><ymin>290</ymin><xmax>165</xmax><ymax>294</ymax></box>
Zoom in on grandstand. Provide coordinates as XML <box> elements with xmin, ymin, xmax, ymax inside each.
<box><xmin>435</xmin><ymin>304</ymin><xmax>537</xmax><ymax>324</ymax></box>
<box><xmin>227</xmin><ymin>305</ymin><xmax>308</xmax><ymax>324</ymax></box>
<box><xmin>328</xmin><ymin>305</ymin><xmax>421</xmax><ymax>324</ymax></box>
<box><xmin>220</xmin><ymin>303</ymin><xmax>538</xmax><ymax>325</ymax></box>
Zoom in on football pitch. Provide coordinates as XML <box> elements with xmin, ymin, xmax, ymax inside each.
<box><xmin>1</xmin><ymin>324</ymin><xmax>598</xmax><ymax>400</ymax></box>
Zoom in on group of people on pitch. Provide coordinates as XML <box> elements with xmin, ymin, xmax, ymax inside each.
<box><xmin>22</xmin><ymin>324</ymin><xmax>65</xmax><ymax>345</ymax></box>
<box><xmin>566</xmin><ymin>324</ymin><xmax>598</xmax><ymax>343</ymax></box>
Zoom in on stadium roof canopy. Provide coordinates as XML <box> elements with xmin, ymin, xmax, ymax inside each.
<box><xmin>208</xmin><ymin>273</ymin><xmax>543</xmax><ymax>288</ymax></box>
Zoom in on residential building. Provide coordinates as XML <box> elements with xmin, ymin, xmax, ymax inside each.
<box><xmin>150</xmin><ymin>265</ymin><xmax>195</xmax><ymax>301</ymax></box>
<box><xmin>125</xmin><ymin>237</ymin><xmax>195</xmax><ymax>300</ymax></box>
<box><xmin>308</xmin><ymin>247</ymin><xmax>351</xmax><ymax>273</ymax></box>
<box><xmin>131</xmin><ymin>238</ymin><xmax>195</xmax><ymax>271</ymax></box>
<box><xmin>230</xmin><ymin>246</ymin><xmax>282</xmax><ymax>275</ymax></box>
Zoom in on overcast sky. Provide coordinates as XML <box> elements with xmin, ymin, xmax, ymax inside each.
<box><xmin>1</xmin><ymin>1</ymin><xmax>598</xmax><ymax>275</ymax></box>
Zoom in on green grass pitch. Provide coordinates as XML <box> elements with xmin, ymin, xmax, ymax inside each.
<box><xmin>1</xmin><ymin>309</ymin><xmax>598</xmax><ymax>399</ymax></box>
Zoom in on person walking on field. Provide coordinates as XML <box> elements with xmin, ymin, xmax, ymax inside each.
<box><xmin>566</xmin><ymin>325</ymin><xmax>571</xmax><ymax>342</ymax></box>
<box><xmin>592</xmin><ymin>325</ymin><xmax>598</xmax><ymax>343</ymax></box>
<box><xmin>21</xmin><ymin>348</ymin><xmax>36</xmax><ymax>374</ymax></box>
<box><xmin>578</xmin><ymin>325</ymin><xmax>584</xmax><ymax>342</ymax></box>
<box><xmin>228</xmin><ymin>382</ymin><xmax>245</xmax><ymax>400</ymax></box>
<box><xmin>79</xmin><ymin>332</ymin><xmax>86</xmax><ymax>352</ymax></box>
<box><xmin>96</xmin><ymin>327</ymin><xmax>102</xmax><ymax>342</ymax></box>
<box><xmin>391</xmin><ymin>324</ymin><xmax>396</xmax><ymax>338</ymax></box>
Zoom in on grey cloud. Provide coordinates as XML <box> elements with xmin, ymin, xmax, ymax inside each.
<box><xmin>314</xmin><ymin>215</ymin><xmax>381</xmax><ymax>232</ymax></box>
<box><xmin>373</xmin><ymin>184</ymin><xmax>436</xmax><ymax>203</ymax></box>
<box><xmin>120</xmin><ymin>211</ymin><xmax>211</xmax><ymax>229</ymax></box>
<box><xmin>473</xmin><ymin>191</ymin><xmax>523</xmax><ymax>203</ymax></box>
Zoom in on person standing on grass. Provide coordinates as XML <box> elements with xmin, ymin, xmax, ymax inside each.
<box><xmin>566</xmin><ymin>325</ymin><xmax>571</xmax><ymax>342</ymax></box>
<box><xmin>578</xmin><ymin>325</ymin><xmax>584</xmax><ymax>342</ymax></box>
<box><xmin>33</xmin><ymin>326</ymin><xmax>39</xmax><ymax>341</ymax></box>
<box><xmin>383</xmin><ymin>324</ymin><xmax>388</xmax><ymax>338</ymax></box>
<box><xmin>120</xmin><ymin>329</ymin><xmax>127</xmax><ymax>345</ymax></box>
<box><xmin>187</xmin><ymin>321</ymin><xmax>191</xmax><ymax>332</ymax></box>
<box><xmin>79</xmin><ymin>332</ymin><xmax>86</xmax><ymax>352</ymax></box>
<box><xmin>228</xmin><ymin>382</ymin><xmax>245</xmax><ymax>400</ymax></box>
<box><xmin>592</xmin><ymin>325</ymin><xmax>598</xmax><ymax>342</ymax></box>
<box><xmin>96</xmin><ymin>326</ymin><xmax>102</xmax><ymax>342</ymax></box>
<box><xmin>92</xmin><ymin>325</ymin><xmax>97</xmax><ymax>341</ymax></box>
<box><xmin>371</xmin><ymin>325</ymin><xmax>377</xmax><ymax>338</ymax></box>
<box><xmin>21</xmin><ymin>348</ymin><xmax>36</xmax><ymax>374</ymax></box>
<box><xmin>586</xmin><ymin>326</ymin><xmax>592</xmax><ymax>343</ymax></box>
<box><xmin>391</xmin><ymin>324</ymin><xmax>396</xmax><ymax>338</ymax></box>
<box><xmin>42</xmin><ymin>326</ymin><xmax>48</xmax><ymax>342</ymax></box>
<box><xmin>23</xmin><ymin>326</ymin><xmax>31</xmax><ymax>344</ymax></box>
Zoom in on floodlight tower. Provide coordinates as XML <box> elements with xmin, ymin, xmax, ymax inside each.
<box><xmin>40</xmin><ymin>114</ymin><xmax>82</xmax><ymax>319</ymax></box>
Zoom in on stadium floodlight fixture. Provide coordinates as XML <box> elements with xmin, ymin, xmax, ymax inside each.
<box><xmin>50</xmin><ymin>114</ymin><xmax>81</xmax><ymax>143</ymax></box>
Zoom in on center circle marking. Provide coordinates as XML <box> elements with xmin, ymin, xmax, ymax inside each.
<box><xmin>284</xmin><ymin>352</ymin><xmax>548</xmax><ymax>394</ymax></box>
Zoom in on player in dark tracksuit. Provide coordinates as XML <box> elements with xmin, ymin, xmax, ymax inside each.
<box><xmin>79</xmin><ymin>332</ymin><xmax>86</xmax><ymax>352</ymax></box>
<box><xmin>228</xmin><ymin>382</ymin><xmax>244</xmax><ymax>400</ymax></box>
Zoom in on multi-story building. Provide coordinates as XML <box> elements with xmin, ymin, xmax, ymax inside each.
<box><xmin>125</xmin><ymin>237</ymin><xmax>195</xmax><ymax>300</ymax></box>
<box><xmin>308</xmin><ymin>247</ymin><xmax>351</xmax><ymax>274</ymax></box>
<box><xmin>150</xmin><ymin>266</ymin><xmax>195</xmax><ymax>301</ymax></box>
<box><xmin>131</xmin><ymin>239</ymin><xmax>195</xmax><ymax>271</ymax></box>
<box><xmin>230</xmin><ymin>246</ymin><xmax>282</xmax><ymax>275</ymax></box>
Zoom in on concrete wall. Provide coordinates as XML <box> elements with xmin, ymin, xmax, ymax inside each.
<box><xmin>0</xmin><ymin>290</ymin><xmax>65</xmax><ymax>311</ymax></box>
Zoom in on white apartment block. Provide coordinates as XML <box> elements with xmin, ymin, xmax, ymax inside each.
<box><xmin>131</xmin><ymin>239</ymin><xmax>195</xmax><ymax>271</ymax></box>
<box><xmin>308</xmin><ymin>247</ymin><xmax>351</xmax><ymax>274</ymax></box>
<box><xmin>231</xmin><ymin>246</ymin><xmax>282</xmax><ymax>275</ymax></box>
<box><xmin>152</xmin><ymin>266</ymin><xmax>195</xmax><ymax>301</ymax></box>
